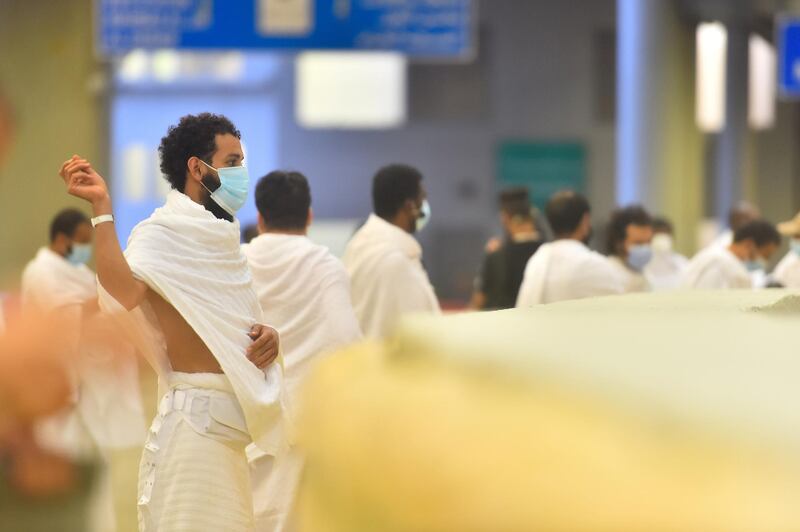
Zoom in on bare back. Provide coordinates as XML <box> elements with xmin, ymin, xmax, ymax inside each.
<box><xmin>146</xmin><ymin>289</ymin><xmax>223</xmax><ymax>373</ymax></box>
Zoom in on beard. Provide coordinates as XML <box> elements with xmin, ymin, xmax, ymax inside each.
<box><xmin>201</xmin><ymin>174</ymin><xmax>234</xmax><ymax>223</ymax></box>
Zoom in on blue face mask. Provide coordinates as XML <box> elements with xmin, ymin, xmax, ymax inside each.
<box><xmin>626</xmin><ymin>244</ymin><xmax>653</xmax><ymax>272</ymax></box>
<box><xmin>745</xmin><ymin>258</ymin><xmax>767</xmax><ymax>272</ymax></box>
<box><xmin>200</xmin><ymin>160</ymin><xmax>249</xmax><ymax>216</ymax></box>
<box><xmin>67</xmin><ymin>243</ymin><xmax>92</xmax><ymax>265</ymax></box>
<box><xmin>791</xmin><ymin>239</ymin><xmax>800</xmax><ymax>257</ymax></box>
<box><xmin>416</xmin><ymin>200</ymin><xmax>431</xmax><ymax>232</ymax></box>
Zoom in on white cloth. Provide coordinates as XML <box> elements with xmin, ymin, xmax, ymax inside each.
<box><xmin>22</xmin><ymin>247</ymin><xmax>96</xmax><ymax>313</ymax></box>
<box><xmin>645</xmin><ymin>251</ymin><xmax>689</xmax><ymax>291</ymax></box>
<box><xmin>681</xmin><ymin>246</ymin><xmax>753</xmax><ymax>289</ymax></box>
<box><xmin>516</xmin><ymin>240</ymin><xmax>626</xmax><ymax>306</ymax></box>
<box><xmin>139</xmin><ymin>372</ymin><xmax>254</xmax><ymax>532</ymax></box>
<box><xmin>708</xmin><ymin>229</ymin><xmax>734</xmax><ymax>250</ymax></box>
<box><xmin>21</xmin><ymin>247</ymin><xmax>146</xmax><ymax>451</ymax></box>
<box><xmin>607</xmin><ymin>256</ymin><xmax>651</xmax><ymax>293</ymax></box>
<box><xmin>21</xmin><ymin>247</ymin><xmax>146</xmax><ymax>532</ymax></box>
<box><xmin>243</xmin><ymin>233</ymin><xmax>361</xmax><ymax>402</ymax></box>
<box><xmin>244</xmin><ymin>233</ymin><xmax>362</xmax><ymax>531</ymax></box>
<box><xmin>343</xmin><ymin>214</ymin><xmax>440</xmax><ymax>338</ymax></box>
<box><xmin>98</xmin><ymin>190</ymin><xmax>287</xmax><ymax>454</ymax></box>
<box><xmin>773</xmin><ymin>251</ymin><xmax>800</xmax><ymax>289</ymax></box>
<box><xmin>706</xmin><ymin>231</ymin><xmax>766</xmax><ymax>288</ymax></box>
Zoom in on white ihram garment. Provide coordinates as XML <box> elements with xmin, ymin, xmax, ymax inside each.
<box><xmin>139</xmin><ymin>372</ymin><xmax>254</xmax><ymax>531</ymax></box>
<box><xmin>22</xmin><ymin>247</ymin><xmax>146</xmax><ymax>532</ymax></box>
<box><xmin>681</xmin><ymin>246</ymin><xmax>753</xmax><ymax>290</ymax></box>
<box><xmin>645</xmin><ymin>251</ymin><xmax>689</xmax><ymax>291</ymax></box>
<box><xmin>516</xmin><ymin>240</ymin><xmax>626</xmax><ymax>306</ymax></box>
<box><xmin>708</xmin><ymin>229</ymin><xmax>734</xmax><ymax>250</ymax></box>
<box><xmin>343</xmin><ymin>214</ymin><xmax>440</xmax><ymax>338</ymax></box>
<box><xmin>773</xmin><ymin>251</ymin><xmax>800</xmax><ymax>289</ymax></box>
<box><xmin>22</xmin><ymin>247</ymin><xmax>146</xmax><ymax>452</ymax></box>
<box><xmin>98</xmin><ymin>190</ymin><xmax>288</xmax><ymax>532</ymax></box>
<box><xmin>244</xmin><ymin>233</ymin><xmax>362</xmax><ymax>531</ymax></box>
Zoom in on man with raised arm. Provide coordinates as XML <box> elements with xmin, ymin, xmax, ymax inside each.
<box><xmin>59</xmin><ymin>113</ymin><xmax>286</xmax><ymax>532</ymax></box>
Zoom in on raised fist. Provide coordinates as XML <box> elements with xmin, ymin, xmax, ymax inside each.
<box><xmin>59</xmin><ymin>155</ymin><xmax>109</xmax><ymax>206</ymax></box>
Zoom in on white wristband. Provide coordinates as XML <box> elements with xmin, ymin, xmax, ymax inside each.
<box><xmin>91</xmin><ymin>214</ymin><xmax>114</xmax><ymax>227</ymax></box>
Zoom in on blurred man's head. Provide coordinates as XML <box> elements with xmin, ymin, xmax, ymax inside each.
<box><xmin>255</xmin><ymin>171</ymin><xmax>312</xmax><ymax>235</ymax></box>
<box><xmin>728</xmin><ymin>201</ymin><xmax>760</xmax><ymax>232</ymax></box>
<box><xmin>545</xmin><ymin>191</ymin><xmax>591</xmax><ymax>242</ymax></box>
<box><xmin>372</xmin><ymin>164</ymin><xmax>428</xmax><ymax>234</ymax></box>
<box><xmin>49</xmin><ymin>208</ymin><xmax>92</xmax><ymax>264</ymax></box>
<box><xmin>241</xmin><ymin>223</ymin><xmax>260</xmax><ymax>243</ymax></box>
<box><xmin>606</xmin><ymin>206</ymin><xmax>654</xmax><ymax>271</ymax></box>
<box><xmin>498</xmin><ymin>187</ymin><xmax>537</xmax><ymax>238</ymax></box>
<box><xmin>730</xmin><ymin>219</ymin><xmax>781</xmax><ymax>267</ymax></box>
<box><xmin>158</xmin><ymin>113</ymin><xmax>244</xmax><ymax>222</ymax></box>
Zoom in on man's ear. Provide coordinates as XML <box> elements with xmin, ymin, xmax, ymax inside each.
<box><xmin>186</xmin><ymin>156</ymin><xmax>204</xmax><ymax>184</ymax></box>
<box><xmin>257</xmin><ymin>213</ymin><xmax>267</xmax><ymax>234</ymax></box>
<box><xmin>306</xmin><ymin>208</ymin><xmax>314</xmax><ymax>229</ymax></box>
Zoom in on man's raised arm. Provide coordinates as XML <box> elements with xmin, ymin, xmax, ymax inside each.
<box><xmin>59</xmin><ymin>155</ymin><xmax>147</xmax><ymax>311</ymax></box>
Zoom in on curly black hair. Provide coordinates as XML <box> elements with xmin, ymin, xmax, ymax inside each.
<box><xmin>158</xmin><ymin>113</ymin><xmax>241</xmax><ymax>192</ymax></box>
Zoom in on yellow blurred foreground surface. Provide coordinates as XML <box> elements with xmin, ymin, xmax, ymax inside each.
<box><xmin>296</xmin><ymin>290</ymin><xmax>800</xmax><ymax>532</ymax></box>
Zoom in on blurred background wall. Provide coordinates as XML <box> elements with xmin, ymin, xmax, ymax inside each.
<box><xmin>0</xmin><ymin>0</ymin><xmax>103</xmax><ymax>286</ymax></box>
<box><xmin>0</xmin><ymin>0</ymin><xmax>798</xmax><ymax>303</ymax></box>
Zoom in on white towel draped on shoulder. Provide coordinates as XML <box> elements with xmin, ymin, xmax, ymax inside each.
<box><xmin>243</xmin><ymin>234</ymin><xmax>361</xmax><ymax>403</ymax></box>
<box><xmin>98</xmin><ymin>190</ymin><xmax>287</xmax><ymax>454</ymax></box>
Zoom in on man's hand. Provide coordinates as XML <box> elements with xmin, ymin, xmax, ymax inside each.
<box><xmin>246</xmin><ymin>324</ymin><xmax>280</xmax><ymax>370</ymax></box>
<box><xmin>59</xmin><ymin>155</ymin><xmax>111</xmax><ymax>210</ymax></box>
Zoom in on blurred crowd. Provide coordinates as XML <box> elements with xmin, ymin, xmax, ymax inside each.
<box><xmin>0</xmin><ymin>111</ymin><xmax>797</xmax><ymax>531</ymax></box>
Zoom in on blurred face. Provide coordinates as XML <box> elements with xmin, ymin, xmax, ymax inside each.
<box><xmin>71</xmin><ymin>222</ymin><xmax>93</xmax><ymax>246</ymax></box>
<box><xmin>403</xmin><ymin>184</ymin><xmax>428</xmax><ymax>234</ymax></box>
<box><xmin>623</xmin><ymin>224</ymin><xmax>654</xmax><ymax>257</ymax></box>
<box><xmin>756</xmin><ymin>242</ymin><xmax>779</xmax><ymax>262</ymax></box>
<box><xmin>53</xmin><ymin>221</ymin><xmax>93</xmax><ymax>263</ymax></box>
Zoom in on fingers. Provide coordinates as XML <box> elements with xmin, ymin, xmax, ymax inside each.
<box><xmin>249</xmin><ymin>345</ymin><xmax>278</xmax><ymax>370</ymax></box>
<box><xmin>68</xmin><ymin>171</ymin><xmax>93</xmax><ymax>190</ymax></box>
<box><xmin>65</xmin><ymin>161</ymin><xmax>90</xmax><ymax>176</ymax></box>
<box><xmin>246</xmin><ymin>325</ymin><xmax>280</xmax><ymax>370</ymax></box>
<box><xmin>60</xmin><ymin>156</ymin><xmax>90</xmax><ymax>180</ymax></box>
<box><xmin>246</xmin><ymin>333</ymin><xmax>276</xmax><ymax>361</ymax></box>
<box><xmin>62</xmin><ymin>163</ymin><xmax>92</xmax><ymax>185</ymax></box>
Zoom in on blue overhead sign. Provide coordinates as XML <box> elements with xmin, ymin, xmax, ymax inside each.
<box><xmin>97</xmin><ymin>0</ymin><xmax>474</xmax><ymax>60</ymax></box>
<box><xmin>778</xmin><ymin>17</ymin><xmax>800</xmax><ymax>97</ymax></box>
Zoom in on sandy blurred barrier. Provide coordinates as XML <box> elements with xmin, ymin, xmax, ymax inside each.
<box><xmin>0</xmin><ymin>312</ymin><xmax>96</xmax><ymax>531</ymax></box>
<box><xmin>295</xmin><ymin>290</ymin><xmax>800</xmax><ymax>531</ymax></box>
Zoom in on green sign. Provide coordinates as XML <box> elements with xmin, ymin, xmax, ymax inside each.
<box><xmin>497</xmin><ymin>142</ymin><xmax>586</xmax><ymax>210</ymax></box>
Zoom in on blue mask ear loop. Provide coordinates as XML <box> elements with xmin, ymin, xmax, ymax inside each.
<box><xmin>198</xmin><ymin>159</ymin><xmax>219</xmax><ymax>195</ymax></box>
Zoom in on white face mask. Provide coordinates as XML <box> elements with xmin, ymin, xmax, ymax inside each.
<box><xmin>415</xmin><ymin>200</ymin><xmax>431</xmax><ymax>232</ymax></box>
<box><xmin>651</xmin><ymin>233</ymin><xmax>674</xmax><ymax>254</ymax></box>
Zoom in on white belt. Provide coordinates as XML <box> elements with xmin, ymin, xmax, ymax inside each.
<box><xmin>138</xmin><ymin>386</ymin><xmax>250</xmax><ymax>522</ymax></box>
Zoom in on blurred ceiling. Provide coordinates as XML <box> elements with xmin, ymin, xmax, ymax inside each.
<box><xmin>679</xmin><ymin>0</ymin><xmax>800</xmax><ymax>34</ymax></box>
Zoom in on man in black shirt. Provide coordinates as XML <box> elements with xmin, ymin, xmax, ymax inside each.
<box><xmin>471</xmin><ymin>188</ymin><xmax>543</xmax><ymax>310</ymax></box>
